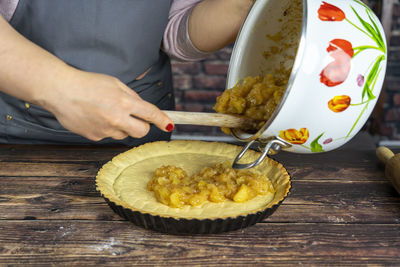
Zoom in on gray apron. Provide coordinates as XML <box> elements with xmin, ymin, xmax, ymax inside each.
<box><xmin>0</xmin><ymin>0</ymin><xmax>174</xmax><ymax>145</ymax></box>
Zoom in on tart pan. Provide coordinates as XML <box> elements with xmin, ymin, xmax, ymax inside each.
<box><xmin>96</xmin><ymin>140</ymin><xmax>291</xmax><ymax>234</ymax></box>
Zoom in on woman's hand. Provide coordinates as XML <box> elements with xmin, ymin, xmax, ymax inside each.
<box><xmin>0</xmin><ymin>16</ymin><xmax>173</xmax><ymax>142</ymax></box>
<box><xmin>40</xmin><ymin>69</ymin><xmax>173</xmax><ymax>141</ymax></box>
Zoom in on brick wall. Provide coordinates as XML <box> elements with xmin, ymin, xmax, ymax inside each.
<box><xmin>171</xmin><ymin>47</ymin><xmax>232</xmax><ymax>137</ymax></box>
<box><xmin>383</xmin><ymin>0</ymin><xmax>400</xmax><ymax>140</ymax></box>
<box><xmin>171</xmin><ymin>0</ymin><xmax>400</xmax><ymax>140</ymax></box>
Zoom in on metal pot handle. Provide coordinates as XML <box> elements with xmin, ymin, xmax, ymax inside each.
<box><xmin>232</xmin><ymin>138</ymin><xmax>291</xmax><ymax>169</ymax></box>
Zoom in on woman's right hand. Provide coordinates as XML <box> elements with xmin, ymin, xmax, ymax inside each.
<box><xmin>40</xmin><ymin>68</ymin><xmax>174</xmax><ymax>141</ymax></box>
<box><xmin>0</xmin><ymin>16</ymin><xmax>173</xmax><ymax>142</ymax></box>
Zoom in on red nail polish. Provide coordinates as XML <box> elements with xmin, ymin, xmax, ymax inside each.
<box><xmin>166</xmin><ymin>123</ymin><xmax>174</xmax><ymax>132</ymax></box>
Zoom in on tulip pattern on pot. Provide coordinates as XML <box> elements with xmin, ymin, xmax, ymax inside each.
<box><xmin>320</xmin><ymin>39</ymin><xmax>354</xmax><ymax>87</ymax></box>
<box><xmin>328</xmin><ymin>95</ymin><xmax>351</xmax><ymax>113</ymax></box>
<box><xmin>279</xmin><ymin>128</ymin><xmax>309</xmax><ymax>145</ymax></box>
<box><xmin>280</xmin><ymin>0</ymin><xmax>386</xmax><ymax>153</ymax></box>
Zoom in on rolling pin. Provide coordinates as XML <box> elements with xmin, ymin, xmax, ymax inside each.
<box><xmin>163</xmin><ymin>110</ymin><xmax>259</xmax><ymax>129</ymax></box>
<box><xmin>376</xmin><ymin>146</ymin><xmax>400</xmax><ymax>195</ymax></box>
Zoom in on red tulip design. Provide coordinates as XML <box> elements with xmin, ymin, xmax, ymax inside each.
<box><xmin>320</xmin><ymin>39</ymin><xmax>353</xmax><ymax>87</ymax></box>
<box><xmin>311</xmin><ymin>1</ymin><xmax>388</xmax><ymax>148</ymax></box>
<box><xmin>318</xmin><ymin>2</ymin><xmax>346</xmax><ymax>21</ymax></box>
<box><xmin>327</xmin><ymin>39</ymin><xmax>354</xmax><ymax>58</ymax></box>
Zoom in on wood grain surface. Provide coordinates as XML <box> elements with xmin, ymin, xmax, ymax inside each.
<box><xmin>0</xmin><ymin>133</ymin><xmax>399</xmax><ymax>266</ymax></box>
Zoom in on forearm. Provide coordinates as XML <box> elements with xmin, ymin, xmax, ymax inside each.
<box><xmin>0</xmin><ymin>16</ymin><xmax>173</xmax><ymax>141</ymax></box>
<box><xmin>188</xmin><ymin>0</ymin><xmax>254</xmax><ymax>52</ymax></box>
<box><xmin>0</xmin><ymin>16</ymin><xmax>74</xmax><ymax>109</ymax></box>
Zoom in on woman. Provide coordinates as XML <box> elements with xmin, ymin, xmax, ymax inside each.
<box><xmin>0</xmin><ymin>0</ymin><xmax>254</xmax><ymax>145</ymax></box>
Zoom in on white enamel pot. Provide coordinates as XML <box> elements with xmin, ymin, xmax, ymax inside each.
<box><xmin>229</xmin><ymin>0</ymin><xmax>387</xmax><ymax>168</ymax></box>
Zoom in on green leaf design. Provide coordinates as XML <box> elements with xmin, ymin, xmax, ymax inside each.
<box><xmin>371</xmin><ymin>66</ymin><xmax>383</xmax><ymax>93</ymax></box>
<box><xmin>347</xmin><ymin>101</ymin><xmax>370</xmax><ymax>138</ymax></box>
<box><xmin>351</xmin><ymin>6</ymin><xmax>385</xmax><ymax>52</ymax></box>
<box><xmin>353</xmin><ymin>45</ymin><xmax>382</xmax><ymax>52</ymax></box>
<box><xmin>353</xmin><ymin>45</ymin><xmax>382</xmax><ymax>58</ymax></box>
<box><xmin>310</xmin><ymin>133</ymin><xmax>325</xmax><ymax>153</ymax></box>
<box><xmin>366</xmin><ymin>9</ymin><xmax>386</xmax><ymax>52</ymax></box>
<box><xmin>352</xmin><ymin>0</ymin><xmax>368</xmax><ymax>9</ymax></box>
<box><xmin>361</xmin><ymin>55</ymin><xmax>385</xmax><ymax>101</ymax></box>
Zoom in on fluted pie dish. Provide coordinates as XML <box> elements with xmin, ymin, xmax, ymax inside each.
<box><xmin>96</xmin><ymin>140</ymin><xmax>291</xmax><ymax>234</ymax></box>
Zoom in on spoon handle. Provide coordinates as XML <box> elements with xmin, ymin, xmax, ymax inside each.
<box><xmin>163</xmin><ymin>110</ymin><xmax>255</xmax><ymax>129</ymax></box>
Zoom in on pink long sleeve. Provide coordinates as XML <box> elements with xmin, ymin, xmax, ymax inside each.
<box><xmin>0</xmin><ymin>0</ymin><xmax>18</xmax><ymax>21</ymax></box>
<box><xmin>163</xmin><ymin>0</ymin><xmax>211</xmax><ymax>61</ymax></box>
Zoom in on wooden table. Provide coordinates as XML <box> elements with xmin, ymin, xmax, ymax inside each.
<box><xmin>0</xmin><ymin>132</ymin><xmax>399</xmax><ymax>266</ymax></box>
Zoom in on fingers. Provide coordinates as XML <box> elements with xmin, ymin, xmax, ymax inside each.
<box><xmin>86</xmin><ymin>96</ymin><xmax>171</xmax><ymax>142</ymax></box>
<box><xmin>128</xmin><ymin>96</ymin><xmax>174</xmax><ymax>133</ymax></box>
<box><xmin>122</xmin><ymin>117</ymin><xmax>151</xmax><ymax>139</ymax></box>
<box><xmin>95</xmin><ymin>79</ymin><xmax>174</xmax><ymax>141</ymax></box>
<box><xmin>104</xmin><ymin>107</ymin><xmax>151</xmax><ymax>139</ymax></box>
<box><xmin>87</xmin><ymin>121</ymin><xmax>149</xmax><ymax>142</ymax></box>
<box><xmin>117</xmin><ymin>80</ymin><xmax>140</xmax><ymax>97</ymax></box>
<box><xmin>110</xmin><ymin>130</ymin><xmax>129</xmax><ymax>140</ymax></box>
<box><xmin>117</xmin><ymin>82</ymin><xmax>174</xmax><ymax>133</ymax></box>
<box><xmin>50</xmin><ymin>70</ymin><xmax>174</xmax><ymax>142</ymax></box>
<box><xmin>105</xmin><ymin>100</ymin><xmax>173</xmax><ymax>141</ymax></box>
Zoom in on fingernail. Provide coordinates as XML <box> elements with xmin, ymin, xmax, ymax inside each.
<box><xmin>166</xmin><ymin>123</ymin><xmax>174</xmax><ymax>132</ymax></box>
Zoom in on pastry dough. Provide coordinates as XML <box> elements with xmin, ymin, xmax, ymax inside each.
<box><xmin>96</xmin><ymin>140</ymin><xmax>290</xmax><ymax>220</ymax></box>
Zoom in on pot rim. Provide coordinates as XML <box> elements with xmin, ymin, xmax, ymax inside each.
<box><xmin>227</xmin><ymin>0</ymin><xmax>308</xmax><ymax>142</ymax></box>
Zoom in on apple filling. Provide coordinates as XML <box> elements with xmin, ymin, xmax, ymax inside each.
<box><xmin>147</xmin><ymin>162</ymin><xmax>275</xmax><ymax>208</ymax></box>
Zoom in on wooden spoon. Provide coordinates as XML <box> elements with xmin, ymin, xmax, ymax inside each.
<box><xmin>376</xmin><ymin>146</ymin><xmax>400</xmax><ymax>195</ymax></box>
<box><xmin>163</xmin><ymin>110</ymin><xmax>259</xmax><ymax>130</ymax></box>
